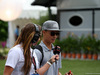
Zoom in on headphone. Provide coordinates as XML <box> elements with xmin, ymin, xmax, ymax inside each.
<box><xmin>31</xmin><ymin>24</ymin><xmax>40</xmax><ymax>43</ymax></box>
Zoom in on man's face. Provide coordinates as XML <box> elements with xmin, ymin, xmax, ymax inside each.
<box><xmin>43</xmin><ymin>30</ymin><xmax>59</xmax><ymax>43</ymax></box>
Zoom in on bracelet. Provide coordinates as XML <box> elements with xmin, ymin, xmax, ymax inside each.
<box><xmin>48</xmin><ymin>59</ymin><xmax>53</xmax><ymax>64</ymax></box>
<box><xmin>47</xmin><ymin>61</ymin><xmax>52</xmax><ymax>66</ymax></box>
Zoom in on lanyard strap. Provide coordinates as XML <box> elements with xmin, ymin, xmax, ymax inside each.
<box><xmin>32</xmin><ymin>51</ymin><xmax>37</xmax><ymax>73</ymax></box>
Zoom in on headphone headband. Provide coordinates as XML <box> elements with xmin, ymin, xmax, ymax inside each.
<box><xmin>31</xmin><ymin>23</ymin><xmax>40</xmax><ymax>44</ymax></box>
<box><xmin>34</xmin><ymin>24</ymin><xmax>39</xmax><ymax>32</ymax></box>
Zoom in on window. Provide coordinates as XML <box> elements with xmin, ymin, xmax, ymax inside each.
<box><xmin>69</xmin><ymin>15</ymin><xmax>82</xmax><ymax>26</ymax></box>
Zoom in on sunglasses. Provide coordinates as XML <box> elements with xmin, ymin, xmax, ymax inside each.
<box><xmin>50</xmin><ymin>31</ymin><xmax>59</xmax><ymax>36</ymax></box>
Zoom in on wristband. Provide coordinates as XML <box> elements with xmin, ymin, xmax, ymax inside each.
<box><xmin>48</xmin><ymin>59</ymin><xmax>53</xmax><ymax>64</ymax></box>
<box><xmin>47</xmin><ymin>61</ymin><xmax>52</xmax><ymax>66</ymax></box>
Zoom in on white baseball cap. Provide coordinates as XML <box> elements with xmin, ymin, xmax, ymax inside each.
<box><xmin>42</xmin><ymin>20</ymin><xmax>60</xmax><ymax>31</ymax></box>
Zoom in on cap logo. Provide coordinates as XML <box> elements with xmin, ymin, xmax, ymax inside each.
<box><xmin>53</xmin><ymin>24</ymin><xmax>58</xmax><ymax>28</ymax></box>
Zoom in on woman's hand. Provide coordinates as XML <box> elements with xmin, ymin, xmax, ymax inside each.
<box><xmin>65</xmin><ymin>71</ymin><xmax>73</xmax><ymax>75</ymax></box>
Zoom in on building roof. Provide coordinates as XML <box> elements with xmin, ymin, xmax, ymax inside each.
<box><xmin>31</xmin><ymin>0</ymin><xmax>56</xmax><ymax>7</ymax></box>
<box><xmin>58</xmin><ymin>0</ymin><xmax>100</xmax><ymax>9</ymax></box>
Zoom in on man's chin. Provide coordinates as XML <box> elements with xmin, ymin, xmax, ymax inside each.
<box><xmin>52</xmin><ymin>40</ymin><xmax>55</xmax><ymax>43</ymax></box>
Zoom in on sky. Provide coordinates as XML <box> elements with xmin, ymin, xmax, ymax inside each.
<box><xmin>22</xmin><ymin>0</ymin><xmax>57</xmax><ymax>11</ymax></box>
<box><xmin>0</xmin><ymin>0</ymin><xmax>57</xmax><ymax>20</ymax></box>
<box><xmin>21</xmin><ymin>0</ymin><xmax>57</xmax><ymax>16</ymax></box>
<box><xmin>23</xmin><ymin>0</ymin><xmax>47</xmax><ymax>10</ymax></box>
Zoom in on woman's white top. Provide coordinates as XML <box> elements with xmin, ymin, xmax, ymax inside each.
<box><xmin>5</xmin><ymin>44</ymin><xmax>39</xmax><ymax>75</ymax></box>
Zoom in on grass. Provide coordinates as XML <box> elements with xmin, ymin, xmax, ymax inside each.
<box><xmin>0</xmin><ymin>59</ymin><xmax>6</xmax><ymax>75</ymax></box>
<box><xmin>59</xmin><ymin>59</ymin><xmax>100</xmax><ymax>75</ymax></box>
<box><xmin>0</xmin><ymin>59</ymin><xmax>100</xmax><ymax>75</ymax></box>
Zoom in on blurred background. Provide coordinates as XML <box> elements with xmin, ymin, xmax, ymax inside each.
<box><xmin>0</xmin><ymin>0</ymin><xmax>100</xmax><ymax>75</ymax></box>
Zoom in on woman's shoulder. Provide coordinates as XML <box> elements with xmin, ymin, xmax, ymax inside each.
<box><xmin>9</xmin><ymin>44</ymin><xmax>23</xmax><ymax>53</ymax></box>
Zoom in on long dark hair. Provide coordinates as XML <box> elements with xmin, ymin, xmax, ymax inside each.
<box><xmin>14</xmin><ymin>23</ymin><xmax>36</xmax><ymax>75</ymax></box>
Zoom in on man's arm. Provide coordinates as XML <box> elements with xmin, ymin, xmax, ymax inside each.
<box><xmin>37</xmin><ymin>55</ymin><xmax>59</xmax><ymax>75</ymax></box>
<box><xmin>58</xmin><ymin>72</ymin><xmax>62</xmax><ymax>75</ymax></box>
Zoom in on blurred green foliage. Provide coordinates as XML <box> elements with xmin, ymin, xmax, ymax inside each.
<box><xmin>32</xmin><ymin>12</ymin><xmax>56</xmax><ymax>26</ymax></box>
<box><xmin>54</xmin><ymin>33</ymin><xmax>100</xmax><ymax>54</ymax></box>
<box><xmin>0</xmin><ymin>20</ymin><xmax>8</xmax><ymax>41</ymax></box>
<box><xmin>39</xmin><ymin>13</ymin><xmax>49</xmax><ymax>26</ymax></box>
<box><xmin>32</xmin><ymin>12</ymin><xmax>49</xmax><ymax>26</ymax></box>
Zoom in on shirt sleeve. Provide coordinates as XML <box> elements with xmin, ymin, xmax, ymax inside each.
<box><xmin>5</xmin><ymin>49</ymin><xmax>20</xmax><ymax>69</ymax></box>
<box><xmin>33</xmin><ymin>49</ymin><xmax>42</xmax><ymax>68</ymax></box>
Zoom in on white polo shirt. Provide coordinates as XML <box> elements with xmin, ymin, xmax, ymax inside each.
<box><xmin>5</xmin><ymin>44</ymin><xmax>38</xmax><ymax>75</ymax></box>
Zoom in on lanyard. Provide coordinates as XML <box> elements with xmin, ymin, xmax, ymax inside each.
<box><xmin>32</xmin><ymin>50</ymin><xmax>37</xmax><ymax>73</ymax></box>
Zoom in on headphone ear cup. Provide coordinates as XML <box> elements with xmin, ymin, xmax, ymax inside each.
<box><xmin>31</xmin><ymin>33</ymin><xmax>40</xmax><ymax>43</ymax></box>
<box><xmin>31</xmin><ymin>24</ymin><xmax>40</xmax><ymax>44</ymax></box>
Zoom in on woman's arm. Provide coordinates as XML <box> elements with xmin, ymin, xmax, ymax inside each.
<box><xmin>4</xmin><ymin>66</ymin><xmax>13</xmax><ymax>75</ymax></box>
<box><xmin>36</xmin><ymin>54</ymin><xmax>59</xmax><ymax>75</ymax></box>
<box><xmin>3</xmin><ymin>49</ymin><xmax>20</xmax><ymax>75</ymax></box>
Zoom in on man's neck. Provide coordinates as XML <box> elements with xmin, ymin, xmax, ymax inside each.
<box><xmin>42</xmin><ymin>40</ymin><xmax>52</xmax><ymax>50</ymax></box>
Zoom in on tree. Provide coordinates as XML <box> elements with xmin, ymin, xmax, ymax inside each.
<box><xmin>0</xmin><ymin>20</ymin><xmax>8</xmax><ymax>41</ymax></box>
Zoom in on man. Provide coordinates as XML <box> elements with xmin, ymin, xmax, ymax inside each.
<box><xmin>34</xmin><ymin>20</ymin><xmax>62</xmax><ymax>75</ymax></box>
<box><xmin>15</xmin><ymin>25</ymin><xmax>19</xmax><ymax>40</ymax></box>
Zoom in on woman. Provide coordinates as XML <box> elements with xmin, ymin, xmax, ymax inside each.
<box><xmin>4</xmin><ymin>23</ymin><xmax>59</xmax><ymax>75</ymax></box>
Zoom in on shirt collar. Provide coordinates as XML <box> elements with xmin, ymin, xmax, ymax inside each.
<box><xmin>40</xmin><ymin>41</ymin><xmax>54</xmax><ymax>51</ymax></box>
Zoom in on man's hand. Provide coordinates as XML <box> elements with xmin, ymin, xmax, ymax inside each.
<box><xmin>58</xmin><ymin>72</ymin><xmax>62</xmax><ymax>75</ymax></box>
